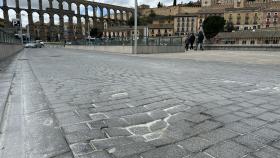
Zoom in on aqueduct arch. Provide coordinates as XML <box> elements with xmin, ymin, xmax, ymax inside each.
<box><xmin>0</xmin><ymin>0</ymin><xmax>134</xmax><ymax>41</ymax></box>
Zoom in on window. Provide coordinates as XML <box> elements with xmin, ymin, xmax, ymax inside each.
<box><xmin>273</xmin><ymin>40</ymin><xmax>278</xmax><ymax>44</ymax></box>
<box><xmin>242</xmin><ymin>40</ymin><xmax>247</xmax><ymax>45</ymax></box>
<box><xmin>253</xmin><ymin>26</ymin><xmax>257</xmax><ymax>29</ymax></box>
<box><xmin>250</xmin><ymin>40</ymin><xmax>255</xmax><ymax>45</ymax></box>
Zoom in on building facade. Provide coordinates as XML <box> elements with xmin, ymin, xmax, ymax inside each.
<box><xmin>174</xmin><ymin>13</ymin><xmax>199</xmax><ymax>36</ymax></box>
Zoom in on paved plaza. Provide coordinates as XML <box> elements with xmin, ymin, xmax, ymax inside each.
<box><xmin>1</xmin><ymin>48</ymin><xmax>280</xmax><ymax>158</ymax></box>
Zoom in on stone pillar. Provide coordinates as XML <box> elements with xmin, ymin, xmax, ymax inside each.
<box><xmin>107</xmin><ymin>8</ymin><xmax>110</xmax><ymax>20</ymax></box>
<box><xmin>39</xmin><ymin>13</ymin><xmax>45</xmax><ymax>40</ymax></box>
<box><xmin>85</xmin><ymin>6</ymin><xmax>89</xmax><ymax>36</ymax></box>
<box><xmin>93</xmin><ymin>6</ymin><xmax>96</xmax><ymax>17</ymax></box>
<box><xmin>49</xmin><ymin>13</ymin><xmax>55</xmax><ymax>41</ymax></box>
<box><xmin>68</xmin><ymin>16</ymin><xmax>73</xmax><ymax>40</ymax></box>
<box><xmin>3</xmin><ymin>0</ymin><xmax>10</xmax><ymax>28</ymax></box>
<box><xmin>126</xmin><ymin>11</ymin><xmax>130</xmax><ymax>21</ymax></box>
<box><xmin>27</xmin><ymin>0</ymin><xmax>34</xmax><ymax>40</ymax></box>
<box><xmin>15</xmin><ymin>0</ymin><xmax>20</xmax><ymax>19</ymax></box>
<box><xmin>76</xmin><ymin>4</ymin><xmax>82</xmax><ymax>39</ymax></box>
<box><xmin>120</xmin><ymin>11</ymin><xmax>123</xmax><ymax>22</ymax></box>
<box><xmin>39</xmin><ymin>0</ymin><xmax>43</xmax><ymax>10</ymax></box>
<box><xmin>59</xmin><ymin>1</ymin><xmax>64</xmax><ymax>40</ymax></box>
<box><xmin>100</xmin><ymin>8</ymin><xmax>103</xmax><ymax>20</ymax></box>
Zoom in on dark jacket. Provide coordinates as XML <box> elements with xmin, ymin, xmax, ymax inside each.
<box><xmin>185</xmin><ymin>36</ymin><xmax>190</xmax><ymax>45</ymax></box>
<box><xmin>198</xmin><ymin>31</ymin><xmax>204</xmax><ymax>43</ymax></box>
<box><xmin>189</xmin><ymin>34</ymin><xmax>195</xmax><ymax>44</ymax></box>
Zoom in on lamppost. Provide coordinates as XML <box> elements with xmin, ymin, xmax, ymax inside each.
<box><xmin>19</xmin><ymin>14</ymin><xmax>24</xmax><ymax>44</ymax></box>
<box><xmin>134</xmin><ymin>0</ymin><xmax>138</xmax><ymax>54</ymax></box>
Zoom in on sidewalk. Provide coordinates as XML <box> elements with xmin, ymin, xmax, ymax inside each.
<box><xmin>132</xmin><ymin>50</ymin><xmax>280</xmax><ymax>65</ymax></box>
<box><xmin>0</xmin><ymin>51</ymin><xmax>71</xmax><ymax>158</ymax></box>
<box><xmin>0</xmin><ymin>56</ymin><xmax>17</xmax><ymax>132</ymax></box>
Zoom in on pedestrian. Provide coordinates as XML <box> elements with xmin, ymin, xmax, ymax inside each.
<box><xmin>189</xmin><ymin>33</ymin><xmax>195</xmax><ymax>50</ymax></box>
<box><xmin>197</xmin><ymin>31</ymin><xmax>204</xmax><ymax>50</ymax></box>
<box><xmin>184</xmin><ymin>34</ymin><xmax>190</xmax><ymax>52</ymax></box>
<box><xmin>195</xmin><ymin>33</ymin><xmax>199</xmax><ymax>51</ymax></box>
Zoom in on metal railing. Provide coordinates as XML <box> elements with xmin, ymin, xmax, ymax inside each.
<box><xmin>71</xmin><ymin>36</ymin><xmax>185</xmax><ymax>46</ymax></box>
<box><xmin>0</xmin><ymin>28</ymin><xmax>21</xmax><ymax>44</ymax></box>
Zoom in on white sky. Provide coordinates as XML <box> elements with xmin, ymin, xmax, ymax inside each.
<box><xmin>0</xmin><ymin>0</ymin><xmax>191</xmax><ymax>27</ymax></box>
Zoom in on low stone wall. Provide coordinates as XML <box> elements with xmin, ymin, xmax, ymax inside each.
<box><xmin>0</xmin><ymin>43</ymin><xmax>23</xmax><ymax>60</ymax></box>
<box><xmin>66</xmin><ymin>45</ymin><xmax>185</xmax><ymax>54</ymax></box>
<box><xmin>204</xmin><ymin>44</ymin><xmax>280</xmax><ymax>51</ymax></box>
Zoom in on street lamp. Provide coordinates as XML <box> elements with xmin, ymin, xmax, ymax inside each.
<box><xmin>134</xmin><ymin>0</ymin><xmax>138</xmax><ymax>54</ymax></box>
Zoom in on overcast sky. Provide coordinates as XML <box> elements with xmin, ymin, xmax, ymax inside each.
<box><xmin>95</xmin><ymin>0</ymin><xmax>190</xmax><ymax>7</ymax></box>
<box><xmin>0</xmin><ymin>0</ymin><xmax>191</xmax><ymax>27</ymax></box>
<box><xmin>1</xmin><ymin>0</ymin><xmax>191</xmax><ymax>8</ymax></box>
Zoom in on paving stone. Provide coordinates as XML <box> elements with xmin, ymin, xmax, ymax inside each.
<box><xmin>234</xmin><ymin>134</ymin><xmax>270</xmax><ymax>150</ymax></box>
<box><xmin>252</xmin><ymin>146</ymin><xmax>280</xmax><ymax>158</ymax></box>
<box><xmin>103</xmin><ymin>118</ymin><xmax>129</xmax><ymax>128</ymax></box>
<box><xmin>62</xmin><ymin>123</ymin><xmax>90</xmax><ymax>134</ymax></box>
<box><xmin>204</xmin><ymin>108</ymin><xmax>230</xmax><ymax>117</ymax></box>
<box><xmin>233</xmin><ymin>111</ymin><xmax>254</xmax><ymax>118</ymax></box>
<box><xmin>191</xmin><ymin>120</ymin><xmax>223</xmax><ymax>135</ymax></box>
<box><xmin>177</xmin><ymin>137</ymin><xmax>213</xmax><ymax>152</ymax></box>
<box><xmin>191</xmin><ymin>153</ymin><xmax>214</xmax><ymax>158</ymax></box>
<box><xmin>141</xmin><ymin>144</ymin><xmax>190</xmax><ymax>158</ymax></box>
<box><xmin>54</xmin><ymin>152</ymin><xmax>74</xmax><ymax>158</ymax></box>
<box><xmin>65</xmin><ymin>129</ymin><xmax>105</xmax><ymax>144</ymax></box>
<box><xmin>257</xmin><ymin>112</ymin><xmax>280</xmax><ymax>122</ymax></box>
<box><xmin>90</xmin><ymin>136</ymin><xmax>135</xmax><ymax>150</ymax></box>
<box><xmin>269</xmin><ymin>122</ymin><xmax>280</xmax><ymax>132</ymax></box>
<box><xmin>128</xmin><ymin>126</ymin><xmax>151</xmax><ymax>135</ymax></box>
<box><xmin>243</xmin><ymin>107</ymin><xmax>267</xmax><ymax>115</ymax></box>
<box><xmin>146</xmin><ymin>134</ymin><xmax>177</xmax><ymax>147</ymax></box>
<box><xmin>89</xmin><ymin>113</ymin><xmax>108</xmax><ymax>121</ymax></box>
<box><xmin>215</xmin><ymin>114</ymin><xmax>242</xmax><ymax>123</ymax></box>
<box><xmin>147</xmin><ymin>109</ymin><xmax>169</xmax><ymax>120</ymax></box>
<box><xmin>241</xmin><ymin>118</ymin><xmax>267</xmax><ymax>127</ymax></box>
<box><xmin>165</xmin><ymin>112</ymin><xmax>189</xmax><ymax>123</ymax></box>
<box><xmin>247</xmin><ymin>98</ymin><xmax>268</xmax><ymax>105</ymax></box>
<box><xmin>70</xmin><ymin>142</ymin><xmax>94</xmax><ymax>156</ymax></box>
<box><xmin>149</xmin><ymin>120</ymin><xmax>168</xmax><ymax>132</ymax></box>
<box><xmin>205</xmin><ymin>141</ymin><xmax>251</xmax><ymax>158</ymax></box>
<box><xmin>123</xmin><ymin>113</ymin><xmax>154</xmax><ymax>125</ymax></box>
<box><xmin>78</xmin><ymin>150</ymin><xmax>112</xmax><ymax>158</ymax></box>
<box><xmin>164</xmin><ymin>104</ymin><xmax>191</xmax><ymax>114</ymax></box>
<box><xmin>199</xmin><ymin>128</ymin><xmax>239</xmax><ymax>144</ymax></box>
<box><xmin>103</xmin><ymin>127</ymin><xmax>132</xmax><ymax>137</ymax></box>
<box><xmin>184</xmin><ymin>114</ymin><xmax>210</xmax><ymax>123</ymax></box>
<box><xmin>272</xmin><ymin>140</ymin><xmax>280</xmax><ymax>149</ymax></box>
<box><xmin>251</xmin><ymin>128</ymin><xmax>280</xmax><ymax>141</ymax></box>
<box><xmin>87</xmin><ymin>120</ymin><xmax>108</xmax><ymax>129</ymax></box>
<box><xmin>108</xmin><ymin>142</ymin><xmax>154</xmax><ymax>158</ymax></box>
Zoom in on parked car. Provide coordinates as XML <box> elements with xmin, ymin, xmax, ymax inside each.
<box><xmin>36</xmin><ymin>40</ymin><xmax>45</xmax><ymax>47</ymax></box>
<box><xmin>25</xmin><ymin>42</ymin><xmax>37</xmax><ymax>48</ymax></box>
<box><xmin>25</xmin><ymin>42</ymin><xmax>43</xmax><ymax>48</ymax></box>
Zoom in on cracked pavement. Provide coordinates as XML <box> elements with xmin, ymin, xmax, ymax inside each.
<box><xmin>1</xmin><ymin>48</ymin><xmax>280</xmax><ymax>158</ymax></box>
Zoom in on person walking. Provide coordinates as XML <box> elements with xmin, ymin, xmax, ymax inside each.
<box><xmin>184</xmin><ymin>34</ymin><xmax>190</xmax><ymax>52</ymax></box>
<box><xmin>197</xmin><ymin>31</ymin><xmax>204</xmax><ymax>50</ymax></box>
<box><xmin>189</xmin><ymin>33</ymin><xmax>195</xmax><ymax>50</ymax></box>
